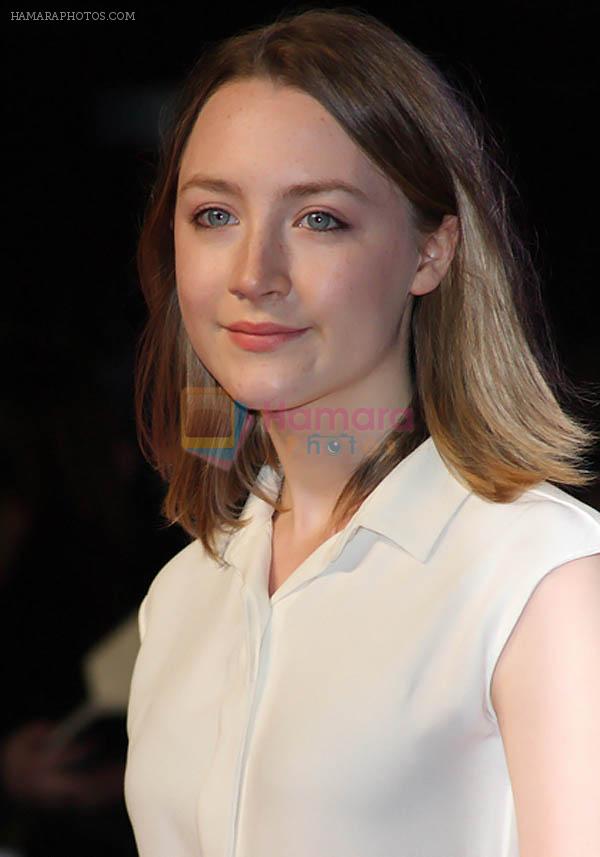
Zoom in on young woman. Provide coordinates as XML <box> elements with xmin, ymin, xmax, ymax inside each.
<box><xmin>124</xmin><ymin>8</ymin><xmax>600</xmax><ymax>857</ymax></box>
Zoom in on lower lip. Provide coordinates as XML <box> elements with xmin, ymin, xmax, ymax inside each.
<box><xmin>225</xmin><ymin>328</ymin><xmax>310</xmax><ymax>352</ymax></box>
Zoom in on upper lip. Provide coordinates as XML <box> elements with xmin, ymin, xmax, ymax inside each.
<box><xmin>224</xmin><ymin>321</ymin><xmax>309</xmax><ymax>335</ymax></box>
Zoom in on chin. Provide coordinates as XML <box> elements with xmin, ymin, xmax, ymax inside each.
<box><xmin>232</xmin><ymin>391</ymin><xmax>286</xmax><ymax>412</ymax></box>
<box><xmin>222</xmin><ymin>381</ymin><xmax>305</xmax><ymax>414</ymax></box>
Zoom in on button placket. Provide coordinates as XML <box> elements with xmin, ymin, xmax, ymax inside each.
<box><xmin>226</xmin><ymin>608</ymin><xmax>273</xmax><ymax>857</ymax></box>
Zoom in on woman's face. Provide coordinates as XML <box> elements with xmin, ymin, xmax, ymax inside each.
<box><xmin>174</xmin><ymin>77</ymin><xmax>426</xmax><ymax>413</ymax></box>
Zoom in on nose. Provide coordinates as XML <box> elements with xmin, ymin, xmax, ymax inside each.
<box><xmin>228</xmin><ymin>222</ymin><xmax>292</xmax><ymax>301</ymax></box>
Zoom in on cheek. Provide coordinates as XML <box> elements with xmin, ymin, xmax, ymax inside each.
<box><xmin>176</xmin><ymin>280</ymin><xmax>211</xmax><ymax>333</ymax></box>
<box><xmin>315</xmin><ymin>252</ymin><xmax>400</xmax><ymax>329</ymax></box>
<box><xmin>321</xmin><ymin>250</ymin><xmax>411</xmax><ymax>356</ymax></box>
<box><xmin>312</xmin><ymin>252</ymin><xmax>371</xmax><ymax>309</ymax></box>
<box><xmin>177</xmin><ymin>279</ymin><xmax>210</xmax><ymax>315</ymax></box>
<box><xmin>358</xmin><ymin>240</ymin><xmax>413</xmax><ymax>319</ymax></box>
<box><xmin>174</xmin><ymin>232</ymin><xmax>217</xmax><ymax>320</ymax></box>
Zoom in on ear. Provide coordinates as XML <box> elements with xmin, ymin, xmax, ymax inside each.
<box><xmin>410</xmin><ymin>214</ymin><xmax>459</xmax><ymax>297</ymax></box>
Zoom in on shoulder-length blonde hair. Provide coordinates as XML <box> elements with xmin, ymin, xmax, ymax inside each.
<box><xmin>134</xmin><ymin>6</ymin><xmax>599</xmax><ymax>567</ymax></box>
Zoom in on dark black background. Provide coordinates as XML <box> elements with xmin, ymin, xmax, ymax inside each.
<box><xmin>3</xmin><ymin>0</ymin><xmax>599</xmax><ymax>851</ymax></box>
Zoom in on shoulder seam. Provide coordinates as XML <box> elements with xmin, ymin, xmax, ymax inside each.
<box><xmin>525</xmin><ymin>486</ymin><xmax>600</xmax><ymax>525</ymax></box>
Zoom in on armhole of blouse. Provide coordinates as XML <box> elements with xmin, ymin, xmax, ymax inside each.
<box><xmin>485</xmin><ymin>540</ymin><xmax>600</xmax><ymax>728</ymax></box>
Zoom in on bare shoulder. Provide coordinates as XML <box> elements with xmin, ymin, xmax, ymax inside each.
<box><xmin>492</xmin><ymin>551</ymin><xmax>600</xmax><ymax>857</ymax></box>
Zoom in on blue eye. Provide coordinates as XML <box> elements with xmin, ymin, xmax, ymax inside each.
<box><xmin>190</xmin><ymin>207</ymin><xmax>348</xmax><ymax>232</ymax></box>
<box><xmin>298</xmin><ymin>211</ymin><xmax>346</xmax><ymax>232</ymax></box>
<box><xmin>191</xmin><ymin>208</ymin><xmax>235</xmax><ymax>229</ymax></box>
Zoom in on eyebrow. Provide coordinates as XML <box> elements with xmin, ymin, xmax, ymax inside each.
<box><xmin>178</xmin><ymin>173</ymin><xmax>371</xmax><ymax>203</ymax></box>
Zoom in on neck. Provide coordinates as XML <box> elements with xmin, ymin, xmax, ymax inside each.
<box><xmin>263</xmin><ymin>379</ymin><xmax>414</xmax><ymax>541</ymax></box>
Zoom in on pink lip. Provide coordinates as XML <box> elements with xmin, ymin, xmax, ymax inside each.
<box><xmin>226</xmin><ymin>321</ymin><xmax>307</xmax><ymax>334</ymax></box>
<box><xmin>225</xmin><ymin>327</ymin><xmax>310</xmax><ymax>352</ymax></box>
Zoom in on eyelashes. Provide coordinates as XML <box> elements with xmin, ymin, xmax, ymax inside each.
<box><xmin>189</xmin><ymin>207</ymin><xmax>349</xmax><ymax>233</ymax></box>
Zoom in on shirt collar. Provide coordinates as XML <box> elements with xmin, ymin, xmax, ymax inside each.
<box><xmin>223</xmin><ymin>434</ymin><xmax>473</xmax><ymax>566</ymax></box>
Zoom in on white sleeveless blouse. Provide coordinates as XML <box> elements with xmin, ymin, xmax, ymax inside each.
<box><xmin>124</xmin><ymin>435</ymin><xmax>600</xmax><ymax>857</ymax></box>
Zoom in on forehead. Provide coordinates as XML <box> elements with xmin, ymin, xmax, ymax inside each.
<box><xmin>178</xmin><ymin>78</ymin><xmax>403</xmax><ymax>207</ymax></box>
